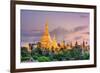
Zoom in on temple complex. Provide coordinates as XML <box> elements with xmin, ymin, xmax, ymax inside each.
<box><xmin>21</xmin><ymin>21</ymin><xmax>89</xmax><ymax>53</ymax></box>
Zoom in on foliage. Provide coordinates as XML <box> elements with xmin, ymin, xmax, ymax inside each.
<box><xmin>21</xmin><ymin>47</ymin><xmax>31</xmax><ymax>62</ymax></box>
<box><xmin>21</xmin><ymin>46</ymin><xmax>90</xmax><ymax>62</ymax></box>
<box><xmin>70</xmin><ymin>46</ymin><xmax>82</xmax><ymax>60</ymax></box>
<box><xmin>82</xmin><ymin>52</ymin><xmax>90</xmax><ymax>59</ymax></box>
<box><xmin>37</xmin><ymin>56</ymin><xmax>51</xmax><ymax>62</ymax></box>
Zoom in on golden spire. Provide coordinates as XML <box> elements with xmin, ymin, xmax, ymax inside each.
<box><xmin>44</xmin><ymin>20</ymin><xmax>49</xmax><ymax>36</ymax></box>
<box><xmin>52</xmin><ymin>35</ymin><xmax>59</xmax><ymax>49</ymax></box>
<box><xmin>40</xmin><ymin>20</ymin><xmax>52</xmax><ymax>49</ymax></box>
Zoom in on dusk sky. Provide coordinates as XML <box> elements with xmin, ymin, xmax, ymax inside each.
<box><xmin>21</xmin><ymin>9</ymin><xmax>90</xmax><ymax>45</ymax></box>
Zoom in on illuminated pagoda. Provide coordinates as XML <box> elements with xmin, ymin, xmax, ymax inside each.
<box><xmin>40</xmin><ymin>21</ymin><xmax>52</xmax><ymax>49</ymax></box>
<box><xmin>52</xmin><ymin>35</ymin><xmax>59</xmax><ymax>52</ymax></box>
<box><xmin>40</xmin><ymin>21</ymin><xmax>59</xmax><ymax>51</ymax></box>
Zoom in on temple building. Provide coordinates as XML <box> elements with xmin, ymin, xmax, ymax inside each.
<box><xmin>52</xmin><ymin>35</ymin><xmax>59</xmax><ymax>51</ymax></box>
<box><xmin>40</xmin><ymin>21</ymin><xmax>59</xmax><ymax>51</ymax></box>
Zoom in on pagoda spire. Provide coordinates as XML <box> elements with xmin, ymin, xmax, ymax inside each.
<box><xmin>40</xmin><ymin>20</ymin><xmax>52</xmax><ymax>49</ymax></box>
<box><xmin>52</xmin><ymin>35</ymin><xmax>59</xmax><ymax>49</ymax></box>
<box><xmin>44</xmin><ymin>20</ymin><xmax>49</xmax><ymax>36</ymax></box>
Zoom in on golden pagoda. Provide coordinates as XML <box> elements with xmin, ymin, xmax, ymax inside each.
<box><xmin>40</xmin><ymin>21</ymin><xmax>52</xmax><ymax>49</ymax></box>
<box><xmin>40</xmin><ymin>21</ymin><xmax>61</xmax><ymax>52</ymax></box>
<box><xmin>52</xmin><ymin>35</ymin><xmax>59</xmax><ymax>51</ymax></box>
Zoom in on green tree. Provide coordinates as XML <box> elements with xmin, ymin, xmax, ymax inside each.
<box><xmin>70</xmin><ymin>46</ymin><xmax>82</xmax><ymax>60</ymax></box>
<box><xmin>37</xmin><ymin>56</ymin><xmax>51</xmax><ymax>62</ymax></box>
<box><xmin>21</xmin><ymin>47</ymin><xmax>31</xmax><ymax>62</ymax></box>
<box><xmin>82</xmin><ymin>52</ymin><xmax>90</xmax><ymax>60</ymax></box>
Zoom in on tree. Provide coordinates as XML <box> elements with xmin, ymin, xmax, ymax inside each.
<box><xmin>70</xmin><ymin>46</ymin><xmax>82</xmax><ymax>60</ymax></box>
<box><xmin>37</xmin><ymin>56</ymin><xmax>51</xmax><ymax>62</ymax></box>
<box><xmin>21</xmin><ymin>47</ymin><xmax>31</xmax><ymax>62</ymax></box>
<box><xmin>63</xmin><ymin>51</ymin><xmax>72</xmax><ymax>60</ymax></box>
<box><xmin>82</xmin><ymin>52</ymin><xmax>90</xmax><ymax>60</ymax></box>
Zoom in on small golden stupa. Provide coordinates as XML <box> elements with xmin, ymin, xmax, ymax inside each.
<box><xmin>52</xmin><ymin>35</ymin><xmax>59</xmax><ymax>49</ymax></box>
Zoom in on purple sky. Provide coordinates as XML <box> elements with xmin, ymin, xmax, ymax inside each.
<box><xmin>21</xmin><ymin>9</ymin><xmax>90</xmax><ymax>44</ymax></box>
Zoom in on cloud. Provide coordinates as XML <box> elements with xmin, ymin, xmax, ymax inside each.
<box><xmin>21</xmin><ymin>30</ymin><xmax>43</xmax><ymax>37</ymax></box>
<box><xmin>74</xmin><ymin>36</ymin><xmax>82</xmax><ymax>40</ymax></box>
<box><xmin>81</xmin><ymin>32</ymin><xmax>89</xmax><ymax>35</ymax></box>
<box><xmin>21</xmin><ymin>36</ymin><xmax>41</xmax><ymax>43</ymax></box>
<box><xmin>65</xmin><ymin>28</ymin><xmax>89</xmax><ymax>44</ymax></box>
<box><xmin>73</xmin><ymin>25</ymin><xmax>88</xmax><ymax>32</ymax></box>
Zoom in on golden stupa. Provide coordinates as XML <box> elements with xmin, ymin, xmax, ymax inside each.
<box><xmin>40</xmin><ymin>21</ymin><xmax>52</xmax><ymax>49</ymax></box>
<box><xmin>52</xmin><ymin>35</ymin><xmax>59</xmax><ymax>49</ymax></box>
<box><xmin>40</xmin><ymin>21</ymin><xmax>59</xmax><ymax>51</ymax></box>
